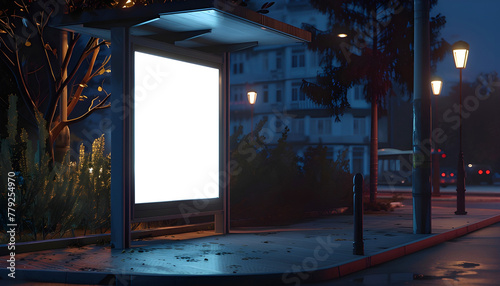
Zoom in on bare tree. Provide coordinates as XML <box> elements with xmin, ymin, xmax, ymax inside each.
<box><xmin>0</xmin><ymin>0</ymin><xmax>111</xmax><ymax>161</ymax></box>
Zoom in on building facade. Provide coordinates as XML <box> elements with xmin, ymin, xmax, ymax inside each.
<box><xmin>229</xmin><ymin>0</ymin><xmax>388</xmax><ymax>176</ymax></box>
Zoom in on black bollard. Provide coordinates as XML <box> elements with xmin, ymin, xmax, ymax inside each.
<box><xmin>353</xmin><ymin>173</ymin><xmax>364</xmax><ymax>255</ymax></box>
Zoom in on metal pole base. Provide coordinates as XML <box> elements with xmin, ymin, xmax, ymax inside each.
<box><xmin>455</xmin><ymin>152</ymin><xmax>467</xmax><ymax>215</ymax></box>
<box><xmin>353</xmin><ymin>174</ymin><xmax>364</xmax><ymax>255</ymax></box>
<box><xmin>353</xmin><ymin>242</ymin><xmax>364</xmax><ymax>255</ymax></box>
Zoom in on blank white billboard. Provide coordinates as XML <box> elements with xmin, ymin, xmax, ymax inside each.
<box><xmin>134</xmin><ymin>51</ymin><xmax>220</xmax><ymax>204</ymax></box>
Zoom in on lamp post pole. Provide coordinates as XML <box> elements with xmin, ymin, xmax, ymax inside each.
<box><xmin>251</xmin><ymin>104</ymin><xmax>254</xmax><ymax>134</ymax></box>
<box><xmin>456</xmin><ymin>68</ymin><xmax>467</xmax><ymax>215</ymax></box>
<box><xmin>247</xmin><ymin>91</ymin><xmax>257</xmax><ymax>135</ymax></box>
<box><xmin>413</xmin><ymin>0</ymin><xmax>432</xmax><ymax>234</ymax></box>
<box><xmin>451</xmin><ymin>40</ymin><xmax>469</xmax><ymax>215</ymax></box>
<box><xmin>431</xmin><ymin>77</ymin><xmax>442</xmax><ymax>197</ymax></box>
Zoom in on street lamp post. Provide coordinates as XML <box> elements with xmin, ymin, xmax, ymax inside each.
<box><xmin>431</xmin><ymin>77</ymin><xmax>442</xmax><ymax>197</ymax></box>
<box><xmin>247</xmin><ymin>91</ymin><xmax>257</xmax><ymax>135</ymax></box>
<box><xmin>452</xmin><ymin>40</ymin><xmax>469</xmax><ymax>215</ymax></box>
<box><xmin>430</xmin><ymin>77</ymin><xmax>443</xmax><ymax>97</ymax></box>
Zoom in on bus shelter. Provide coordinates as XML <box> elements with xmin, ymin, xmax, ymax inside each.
<box><xmin>53</xmin><ymin>0</ymin><xmax>310</xmax><ymax>249</ymax></box>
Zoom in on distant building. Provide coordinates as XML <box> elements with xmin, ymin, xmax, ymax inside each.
<box><xmin>230</xmin><ymin>0</ymin><xmax>389</xmax><ymax>176</ymax></box>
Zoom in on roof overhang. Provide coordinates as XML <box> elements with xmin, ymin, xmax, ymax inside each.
<box><xmin>51</xmin><ymin>0</ymin><xmax>310</xmax><ymax>53</ymax></box>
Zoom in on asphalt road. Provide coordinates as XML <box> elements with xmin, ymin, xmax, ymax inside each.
<box><xmin>310</xmin><ymin>222</ymin><xmax>500</xmax><ymax>286</ymax></box>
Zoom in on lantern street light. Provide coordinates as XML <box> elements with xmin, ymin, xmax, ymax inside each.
<box><xmin>431</xmin><ymin>76</ymin><xmax>442</xmax><ymax>197</ymax></box>
<box><xmin>452</xmin><ymin>40</ymin><xmax>469</xmax><ymax>215</ymax></box>
<box><xmin>431</xmin><ymin>77</ymin><xmax>443</xmax><ymax>96</ymax></box>
<box><xmin>337</xmin><ymin>28</ymin><xmax>348</xmax><ymax>39</ymax></box>
<box><xmin>247</xmin><ymin>91</ymin><xmax>257</xmax><ymax>134</ymax></box>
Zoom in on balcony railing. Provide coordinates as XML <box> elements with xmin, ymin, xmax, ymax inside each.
<box><xmin>290</xmin><ymin>99</ymin><xmax>324</xmax><ymax>110</ymax></box>
<box><xmin>230</xmin><ymin>99</ymin><xmax>327</xmax><ymax>112</ymax></box>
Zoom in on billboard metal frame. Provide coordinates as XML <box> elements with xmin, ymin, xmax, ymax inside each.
<box><xmin>131</xmin><ymin>38</ymin><xmax>228</xmax><ymax>224</ymax></box>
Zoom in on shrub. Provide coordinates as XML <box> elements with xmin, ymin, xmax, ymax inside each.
<box><xmin>0</xmin><ymin>95</ymin><xmax>110</xmax><ymax>243</ymax></box>
<box><xmin>230</xmin><ymin>121</ymin><xmax>352</xmax><ymax>226</ymax></box>
<box><xmin>302</xmin><ymin>146</ymin><xmax>353</xmax><ymax>212</ymax></box>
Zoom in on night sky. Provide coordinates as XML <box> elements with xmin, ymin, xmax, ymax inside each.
<box><xmin>263</xmin><ymin>0</ymin><xmax>500</xmax><ymax>96</ymax></box>
<box><xmin>432</xmin><ymin>0</ymin><xmax>499</xmax><ymax>94</ymax></box>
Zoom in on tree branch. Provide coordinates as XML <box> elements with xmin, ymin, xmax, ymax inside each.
<box><xmin>59</xmin><ymin>33</ymin><xmax>80</xmax><ymax>88</ymax></box>
<box><xmin>50</xmin><ymin>92</ymin><xmax>111</xmax><ymax>144</ymax></box>
<box><xmin>0</xmin><ymin>47</ymin><xmax>15</xmax><ymax>66</ymax></box>
<box><xmin>56</xmin><ymin>37</ymin><xmax>98</xmax><ymax>97</ymax></box>
<box><xmin>14</xmin><ymin>37</ymin><xmax>37</xmax><ymax>113</ymax></box>
<box><xmin>47</xmin><ymin>37</ymin><xmax>98</xmax><ymax>126</ymax></box>
<box><xmin>64</xmin><ymin>43</ymin><xmax>100</xmax><ymax>120</ymax></box>
<box><xmin>0</xmin><ymin>36</ymin><xmax>14</xmax><ymax>54</ymax></box>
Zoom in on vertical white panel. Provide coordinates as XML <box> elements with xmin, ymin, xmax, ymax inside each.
<box><xmin>134</xmin><ymin>51</ymin><xmax>220</xmax><ymax>204</ymax></box>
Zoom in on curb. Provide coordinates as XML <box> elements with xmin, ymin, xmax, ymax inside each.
<box><xmin>1</xmin><ymin>215</ymin><xmax>500</xmax><ymax>285</ymax></box>
<box><xmin>309</xmin><ymin>214</ymin><xmax>500</xmax><ymax>281</ymax></box>
<box><xmin>0</xmin><ymin>223</ymin><xmax>214</xmax><ymax>256</ymax></box>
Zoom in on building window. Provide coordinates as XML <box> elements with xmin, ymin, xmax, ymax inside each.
<box><xmin>354</xmin><ymin>85</ymin><xmax>363</xmax><ymax>100</ymax></box>
<box><xmin>353</xmin><ymin>117</ymin><xmax>365</xmax><ymax>135</ymax></box>
<box><xmin>291</xmin><ymin>83</ymin><xmax>305</xmax><ymax>101</ymax></box>
<box><xmin>276</xmin><ymin>52</ymin><xmax>282</xmax><ymax>70</ymax></box>
<box><xmin>276</xmin><ymin>89</ymin><xmax>282</xmax><ymax>102</ymax></box>
<box><xmin>292</xmin><ymin>50</ymin><xmax>305</xmax><ymax>68</ymax></box>
<box><xmin>231</xmin><ymin>87</ymin><xmax>243</xmax><ymax>102</ymax></box>
<box><xmin>352</xmin><ymin>147</ymin><xmax>365</xmax><ymax>174</ymax></box>
<box><xmin>232</xmin><ymin>62</ymin><xmax>244</xmax><ymax>74</ymax></box>
<box><xmin>317</xmin><ymin>118</ymin><xmax>332</xmax><ymax>135</ymax></box>
<box><xmin>291</xmin><ymin>118</ymin><xmax>304</xmax><ymax>135</ymax></box>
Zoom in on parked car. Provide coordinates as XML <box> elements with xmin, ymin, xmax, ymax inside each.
<box><xmin>439</xmin><ymin>167</ymin><xmax>456</xmax><ymax>187</ymax></box>
<box><xmin>466</xmin><ymin>164</ymin><xmax>493</xmax><ymax>185</ymax></box>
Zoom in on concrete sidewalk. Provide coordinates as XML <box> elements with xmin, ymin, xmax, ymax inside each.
<box><xmin>2</xmin><ymin>194</ymin><xmax>500</xmax><ymax>285</ymax></box>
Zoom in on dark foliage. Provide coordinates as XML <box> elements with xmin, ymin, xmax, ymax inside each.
<box><xmin>438</xmin><ymin>72</ymin><xmax>500</xmax><ymax>171</ymax></box>
<box><xmin>230</xmin><ymin>120</ymin><xmax>352</xmax><ymax>226</ymax></box>
<box><xmin>301</xmin><ymin>0</ymin><xmax>448</xmax><ymax>119</ymax></box>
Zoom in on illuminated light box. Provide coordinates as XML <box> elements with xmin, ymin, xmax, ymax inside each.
<box><xmin>134</xmin><ymin>51</ymin><xmax>220</xmax><ymax>204</ymax></box>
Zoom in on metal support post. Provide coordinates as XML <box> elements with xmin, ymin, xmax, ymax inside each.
<box><xmin>413</xmin><ymin>0</ymin><xmax>432</xmax><ymax>234</ymax></box>
<box><xmin>353</xmin><ymin>173</ymin><xmax>364</xmax><ymax>255</ymax></box>
<box><xmin>110</xmin><ymin>26</ymin><xmax>133</xmax><ymax>249</ymax></box>
<box><xmin>456</xmin><ymin>68</ymin><xmax>467</xmax><ymax>215</ymax></box>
